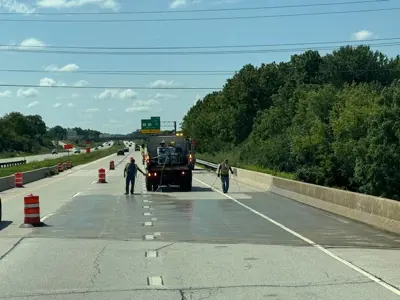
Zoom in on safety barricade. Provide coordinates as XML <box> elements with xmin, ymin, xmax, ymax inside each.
<box><xmin>58</xmin><ymin>163</ymin><xmax>63</xmax><ymax>172</ymax></box>
<box><xmin>66</xmin><ymin>161</ymin><xmax>71</xmax><ymax>169</ymax></box>
<box><xmin>14</xmin><ymin>172</ymin><xmax>23</xmax><ymax>188</ymax></box>
<box><xmin>21</xmin><ymin>194</ymin><xmax>43</xmax><ymax>227</ymax></box>
<box><xmin>98</xmin><ymin>168</ymin><xmax>106</xmax><ymax>183</ymax></box>
<box><xmin>110</xmin><ymin>160</ymin><xmax>115</xmax><ymax>170</ymax></box>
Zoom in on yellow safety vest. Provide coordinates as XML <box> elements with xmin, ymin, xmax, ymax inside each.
<box><xmin>220</xmin><ymin>163</ymin><xmax>230</xmax><ymax>176</ymax></box>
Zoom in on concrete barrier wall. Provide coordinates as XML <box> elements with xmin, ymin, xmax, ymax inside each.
<box><xmin>203</xmin><ymin>163</ymin><xmax>400</xmax><ymax>234</ymax></box>
<box><xmin>0</xmin><ymin>165</ymin><xmax>58</xmax><ymax>192</ymax></box>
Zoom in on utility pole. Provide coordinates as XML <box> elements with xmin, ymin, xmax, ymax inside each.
<box><xmin>173</xmin><ymin>121</ymin><xmax>177</xmax><ymax>134</ymax></box>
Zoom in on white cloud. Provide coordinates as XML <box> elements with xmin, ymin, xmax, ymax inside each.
<box><xmin>17</xmin><ymin>88</ymin><xmax>38</xmax><ymax>98</ymax></box>
<box><xmin>95</xmin><ymin>88</ymin><xmax>137</xmax><ymax>100</ymax></box>
<box><xmin>19</xmin><ymin>38</ymin><xmax>46</xmax><ymax>50</ymax></box>
<box><xmin>170</xmin><ymin>0</ymin><xmax>186</xmax><ymax>8</ymax></box>
<box><xmin>154</xmin><ymin>93</ymin><xmax>178</xmax><ymax>99</ymax></box>
<box><xmin>125</xmin><ymin>99</ymin><xmax>159</xmax><ymax>112</ymax></box>
<box><xmin>53</xmin><ymin>103</ymin><xmax>62</xmax><ymax>108</ymax></box>
<box><xmin>0</xmin><ymin>0</ymin><xmax>35</xmax><ymax>14</ymax></box>
<box><xmin>27</xmin><ymin>101</ymin><xmax>40</xmax><ymax>108</ymax></box>
<box><xmin>74</xmin><ymin>80</ymin><xmax>89</xmax><ymax>87</ymax></box>
<box><xmin>118</xmin><ymin>89</ymin><xmax>137</xmax><ymax>100</ymax></box>
<box><xmin>108</xmin><ymin>108</ymin><xmax>114</xmax><ymax>111</ymax></box>
<box><xmin>85</xmin><ymin>108</ymin><xmax>100</xmax><ymax>112</ymax></box>
<box><xmin>0</xmin><ymin>90</ymin><xmax>12</xmax><ymax>98</ymax></box>
<box><xmin>149</xmin><ymin>80</ymin><xmax>180</xmax><ymax>88</ymax></box>
<box><xmin>67</xmin><ymin>102</ymin><xmax>75</xmax><ymax>107</ymax></box>
<box><xmin>45</xmin><ymin>63</ymin><xmax>79</xmax><ymax>72</ymax></box>
<box><xmin>352</xmin><ymin>30</ymin><xmax>375</xmax><ymax>41</ymax></box>
<box><xmin>56</xmin><ymin>93</ymin><xmax>80</xmax><ymax>100</ymax></box>
<box><xmin>37</xmin><ymin>0</ymin><xmax>120</xmax><ymax>11</ymax></box>
<box><xmin>39</xmin><ymin>77</ymin><xmax>56</xmax><ymax>86</ymax></box>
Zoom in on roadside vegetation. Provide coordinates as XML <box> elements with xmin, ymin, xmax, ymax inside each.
<box><xmin>0</xmin><ymin>144</ymin><xmax>121</xmax><ymax>177</ymax></box>
<box><xmin>183</xmin><ymin>45</ymin><xmax>400</xmax><ymax>200</ymax></box>
<box><xmin>0</xmin><ymin>113</ymin><xmax>106</xmax><ymax>158</ymax></box>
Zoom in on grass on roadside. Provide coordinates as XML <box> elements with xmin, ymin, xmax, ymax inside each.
<box><xmin>0</xmin><ymin>144</ymin><xmax>121</xmax><ymax>178</ymax></box>
<box><xmin>0</xmin><ymin>146</ymin><xmax>54</xmax><ymax>159</ymax></box>
<box><xmin>197</xmin><ymin>152</ymin><xmax>296</xmax><ymax>180</ymax></box>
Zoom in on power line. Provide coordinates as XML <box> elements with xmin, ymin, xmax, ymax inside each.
<box><xmin>0</xmin><ymin>7</ymin><xmax>397</xmax><ymax>22</ymax></box>
<box><xmin>0</xmin><ymin>84</ymin><xmax>219</xmax><ymax>90</ymax></box>
<box><xmin>2</xmin><ymin>37</ymin><xmax>399</xmax><ymax>51</ymax></box>
<box><xmin>1</xmin><ymin>41</ymin><xmax>399</xmax><ymax>56</ymax></box>
<box><xmin>0</xmin><ymin>70</ymin><xmax>234</xmax><ymax>76</ymax></box>
<box><xmin>1</xmin><ymin>67</ymin><xmax>399</xmax><ymax>76</ymax></box>
<box><xmin>0</xmin><ymin>0</ymin><xmax>385</xmax><ymax>15</ymax></box>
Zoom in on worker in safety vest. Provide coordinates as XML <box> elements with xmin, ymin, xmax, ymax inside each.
<box><xmin>124</xmin><ymin>157</ymin><xmax>145</xmax><ymax>195</ymax></box>
<box><xmin>217</xmin><ymin>159</ymin><xmax>234</xmax><ymax>193</ymax></box>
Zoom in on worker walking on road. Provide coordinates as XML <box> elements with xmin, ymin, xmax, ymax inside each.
<box><xmin>217</xmin><ymin>159</ymin><xmax>234</xmax><ymax>193</ymax></box>
<box><xmin>124</xmin><ymin>157</ymin><xmax>146</xmax><ymax>195</ymax></box>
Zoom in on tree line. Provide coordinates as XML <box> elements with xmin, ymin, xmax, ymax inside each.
<box><xmin>182</xmin><ymin>45</ymin><xmax>400</xmax><ymax>200</ymax></box>
<box><xmin>0</xmin><ymin>112</ymin><xmax>102</xmax><ymax>154</ymax></box>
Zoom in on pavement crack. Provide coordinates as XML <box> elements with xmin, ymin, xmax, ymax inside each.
<box><xmin>0</xmin><ymin>237</ymin><xmax>24</xmax><ymax>261</ymax></box>
<box><xmin>154</xmin><ymin>242</ymin><xmax>175</xmax><ymax>252</ymax></box>
<box><xmin>90</xmin><ymin>244</ymin><xmax>107</xmax><ymax>286</ymax></box>
<box><xmin>179</xmin><ymin>289</ymin><xmax>190</xmax><ymax>300</ymax></box>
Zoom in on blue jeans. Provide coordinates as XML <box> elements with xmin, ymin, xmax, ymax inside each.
<box><xmin>126</xmin><ymin>176</ymin><xmax>135</xmax><ymax>193</ymax></box>
<box><xmin>221</xmin><ymin>175</ymin><xmax>229</xmax><ymax>193</ymax></box>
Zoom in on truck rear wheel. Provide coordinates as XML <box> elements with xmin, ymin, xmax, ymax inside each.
<box><xmin>180</xmin><ymin>179</ymin><xmax>192</xmax><ymax>192</ymax></box>
<box><xmin>146</xmin><ymin>180</ymin><xmax>152</xmax><ymax>192</ymax></box>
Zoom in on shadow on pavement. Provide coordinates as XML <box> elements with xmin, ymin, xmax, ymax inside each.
<box><xmin>0</xmin><ymin>221</ymin><xmax>13</xmax><ymax>231</ymax></box>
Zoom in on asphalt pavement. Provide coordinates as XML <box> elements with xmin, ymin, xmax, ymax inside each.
<box><xmin>0</xmin><ymin>146</ymin><xmax>399</xmax><ymax>299</ymax></box>
<box><xmin>0</xmin><ymin>140</ymin><xmax>116</xmax><ymax>164</ymax></box>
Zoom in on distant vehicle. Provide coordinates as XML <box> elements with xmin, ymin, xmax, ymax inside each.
<box><xmin>51</xmin><ymin>149</ymin><xmax>58</xmax><ymax>154</ymax></box>
<box><xmin>74</xmin><ymin>148</ymin><xmax>81</xmax><ymax>154</ymax></box>
<box><xmin>123</xmin><ymin>147</ymin><xmax>129</xmax><ymax>153</ymax></box>
<box><xmin>135</xmin><ymin>145</ymin><xmax>140</xmax><ymax>151</ymax></box>
<box><xmin>117</xmin><ymin>149</ymin><xmax>125</xmax><ymax>156</ymax></box>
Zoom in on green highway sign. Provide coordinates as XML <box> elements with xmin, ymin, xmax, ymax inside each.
<box><xmin>141</xmin><ymin>116</ymin><xmax>161</xmax><ymax>134</ymax></box>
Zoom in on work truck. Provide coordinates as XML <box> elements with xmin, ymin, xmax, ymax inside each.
<box><xmin>145</xmin><ymin>134</ymin><xmax>195</xmax><ymax>192</ymax></box>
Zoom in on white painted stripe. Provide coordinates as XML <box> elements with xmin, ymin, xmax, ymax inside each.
<box><xmin>91</xmin><ymin>181</ymin><xmax>97</xmax><ymax>184</ymax></box>
<box><xmin>73</xmin><ymin>192</ymin><xmax>82</xmax><ymax>197</ymax></box>
<box><xmin>143</xmin><ymin>206</ymin><xmax>150</xmax><ymax>209</ymax></box>
<box><xmin>144</xmin><ymin>235</ymin><xmax>154</xmax><ymax>240</ymax></box>
<box><xmin>143</xmin><ymin>212</ymin><xmax>151</xmax><ymax>216</ymax></box>
<box><xmin>40</xmin><ymin>214</ymin><xmax>54</xmax><ymax>222</ymax></box>
<box><xmin>144</xmin><ymin>222</ymin><xmax>153</xmax><ymax>226</ymax></box>
<box><xmin>24</xmin><ymin>203</ymin><xmax>39</xmax><ymax>208</ymax></box>
<box><xmin>153</xmin><ymin>232</ymin><xmax>161</xmax><ymax>236</ymax></box>
<box><xmin>151</xmin><ymin>218</ymin><xmax>157</xmax><ymax>221</ymax></box>
<box><xmin>25</xmin><ymin>213</ymin><xmax>40</xmax><ymax>217</ymax></box>
<box><xmin>147</xmin><ymin>276</ymin><xmax>163</xmax><ymax>286</ymax></box>
<box><xmin>146</xmin><ymin>251</ymin><xmax>158</xmax><ymax>258</ymax></box>
<box><xmin>194</xmin><ymin>177</ymin><xmax>400</xmax><ymax>296</ymax></box>
<box><xmin>143</xmin><ymin>199</ymin><xmax>149</xmax><ymax>203</ymax></box>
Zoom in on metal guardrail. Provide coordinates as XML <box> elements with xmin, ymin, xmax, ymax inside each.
<box><xmin>196</xmin><ymin>159</ymin><xmax>219</xmax><ymax>169</ymax></box>
<box><xmin>0</xmin><ymin>160</ymin><xmax>26</xmax><ymax>168</ymax></box>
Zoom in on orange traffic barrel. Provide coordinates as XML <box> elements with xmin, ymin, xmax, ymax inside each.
<box><xmin>58</xmin><ymin>163</ymin><xmax>63</xmax><ymax>172</ymax></box>
<box><xmin>66</xmin><ymin>161</ymin><xmax>71</xmax><ymax>169</ymax></box>
<box><xmin>110</xmin><ymin>160</ymin><xmax>115</xmax><ymax>170</ymax></box>
<box><xmin>24</xmin><ymin>194</ymin><xmax>40</xmax><ymax>225</ymax></box>
<box><xmin>98</xmin><ymin>168</ymin><xmax>106</xmax><ymax>183</ymax></box>
<box><xmin>14</xmin><ymin>172</ymin><xmax>23</xmax><ymax>188</ymax></box>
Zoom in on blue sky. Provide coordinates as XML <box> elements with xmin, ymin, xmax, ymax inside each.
<box><xmin>0</xmin><ymin>0</ymin><xmax>399</xmax><ymax>134</ymax></box>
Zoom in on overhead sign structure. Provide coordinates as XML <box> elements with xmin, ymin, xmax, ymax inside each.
<box><xmin>63</xmin><ymin>144</ymin><xmax>73</xmax><ymax>150</ymax></box>
<box><xmin>141</xmin><ymin>116</ymin><xmax>161</xmax><ymax>134</ymax></box>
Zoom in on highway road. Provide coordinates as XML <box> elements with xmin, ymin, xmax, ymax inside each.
<box><xmin>0</xmin><ymin>140</ymin><xmax>118</xmax><ymax>165</ymax></box>
<box><xmin>0</xmin><ymin>148</ymin><xmax>399</xmax><ymax>299</ymax></box>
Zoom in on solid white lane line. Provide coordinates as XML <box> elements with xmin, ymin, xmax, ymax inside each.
<box><xmin>193</xmin><ymin>177</ymin><xmax>400</xmax><ymax>296</ymax></box>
